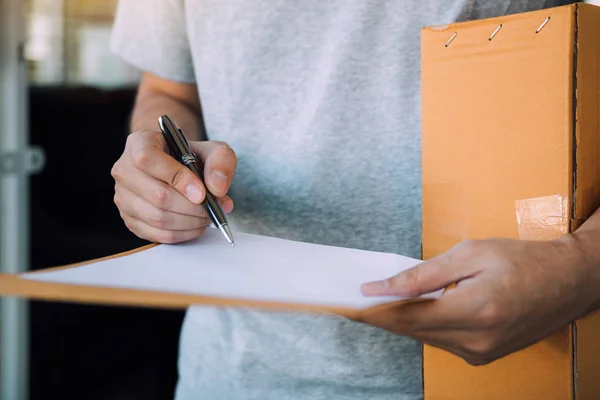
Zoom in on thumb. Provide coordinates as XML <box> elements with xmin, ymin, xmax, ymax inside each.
<box><xmin>360</xmin><ymin>252</ymin><xmax>473</xmax><ymax>298</ymax></box>
<box><xmin>189</xmin><ymin>141</ymin><xmax>237</xmax><ymax>198</ymax></box>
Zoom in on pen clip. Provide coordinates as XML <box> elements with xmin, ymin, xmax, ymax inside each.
<box><xmin>175</xmin><ymin>128</ymin><xmax>199</xmax><ymax>165</ymax></box>
<box><xmin>158</xmin><ymin>114</ymin><xmax>203</xmax><ymax>172</ymax></box>
<box><xmin>159</xmin><ymin>114</ymin><xmax>193</xmax><ymax>153</ymax></box>
<box><xmin>177</xmin><ymin>128</ymin><xmax>190</xmax><ymax>146</ymax></box>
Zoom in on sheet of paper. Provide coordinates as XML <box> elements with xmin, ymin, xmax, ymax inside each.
<box><xmin>22</xmin><ymin>228</ymin><xmax>442</xmax><ymax>309</ymax></box>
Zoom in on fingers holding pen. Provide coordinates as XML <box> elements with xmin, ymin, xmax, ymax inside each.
<box><xmin>191</xmin><ymin>140</ymin><xmax>237</xmax><ymax>198</ymax></box>
<box><xmin>128</xmin><ymin>133</ymin><xmax>208</xmax><ymax>204</ymax></box>
<box><xmin>113</xmin><ymin>161</ymin><xmax>233</xmax><ymax>218</ymax></box>
<box><xmin>122</xmin><ymin>217</ymin><xmax>208</xmax><ymax>244</ymax></box>
<box><xmin>111</xmin><ymin>129</ymin><xmax>236</xmax><ymax>244</ymax></box>
<box><xmin>114</xmin><ymin>186</ymin><xmax>213</xmax><ymax>231</ymax></box>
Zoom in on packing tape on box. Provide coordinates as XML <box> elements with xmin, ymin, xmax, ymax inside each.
<box><xmin>514</xmin><ymin>194</ymin><xmax>569</xmax><ymax>240</ymax></box>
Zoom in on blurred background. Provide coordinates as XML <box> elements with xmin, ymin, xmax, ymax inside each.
<box><xmin>4</xmin><ymin>0</ymin><xmax>185</xmax><ymax>399</ymax></box>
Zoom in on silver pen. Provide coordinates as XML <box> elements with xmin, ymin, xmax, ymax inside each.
<box><xmin>158</xmin><ymin>114</ymin><xmax>235</xmax><ymax>246</ymax></box>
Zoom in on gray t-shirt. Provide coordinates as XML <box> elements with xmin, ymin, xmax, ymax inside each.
<box><xmin>110</xmin><ymin>1</ymin><xmax>569</xmax><ymax>398</ymax></box>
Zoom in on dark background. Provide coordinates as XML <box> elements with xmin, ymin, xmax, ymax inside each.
<box><xmin>27</xmin><ymin>86</ymin><xmax>185</xmax><ymax>400</ymax></box>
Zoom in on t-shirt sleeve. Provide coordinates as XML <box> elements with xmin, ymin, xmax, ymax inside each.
<box><xmin>110</xmin><ymin>0</ymin><xmax>195</xmax><ymax>83</ymax></box>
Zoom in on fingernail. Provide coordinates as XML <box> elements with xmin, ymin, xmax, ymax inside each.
<box><xmin>209</xmin><ymin>170</ymin><xmax>228</xmax><ymax>191</ymax></box>
<box><xmin>186</xmin><ymin>184</ymin><xmax>204</xmax><ymax>204</ymax></box>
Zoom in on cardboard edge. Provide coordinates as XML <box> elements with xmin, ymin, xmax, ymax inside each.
<box><xmin>0</xmin><ymin>272</ymin><xmax>433</xmax><ymax>319</ymax></box>
<box><xmin>420</xmin><ymin>3</ymin><xmax>577</xmax><ymax>33</ymax></box>
<box><xmin>571</xmin><ymin>3</ymin><xmax>600</xmax><ymax>399</ymax></box>
<box><xmin>572</xmin><ymin>2</ymin><xmax>579</xmax><ymax>227</ymax></box>
<box><xmin>23</xmin><ymin>242</ymin><xmax>160</xmax><ymax>274</ymax></box>
<box><xmin>571</xmin><ymin>8</ymin><xmax>579</xmax><ymax>398</ymax></box>
<box><xmin>1</xmin><ymin>240</ymin><xmax>433</xmax><ymax>320</ymax></box>
<box><xmin>0</xmin><ymin>272</ymin><xmax>363</xmax><ymax>317</ymax></box>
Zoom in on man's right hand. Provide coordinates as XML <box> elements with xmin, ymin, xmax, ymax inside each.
<box><xmin>111</xmin><ymin>129</ymin><xmax>236</xmax><ymax>243</ymax></box>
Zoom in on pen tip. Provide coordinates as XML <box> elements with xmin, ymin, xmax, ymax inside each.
<box><xmin>218</xmin><ymin>224</ymin><xmax>235</xmax><ymax>247</ymax></box>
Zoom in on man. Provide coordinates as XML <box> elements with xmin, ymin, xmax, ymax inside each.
<box><xmin>109</xmin><ymin>1</ymin><xmax>597</xmax><ymax>399</ymax></box>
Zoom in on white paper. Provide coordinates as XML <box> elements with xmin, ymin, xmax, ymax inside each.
<box><xmin>22</xmin><ymin>228</ymin><xmax>442</xmax><ymax>309</ymax></box>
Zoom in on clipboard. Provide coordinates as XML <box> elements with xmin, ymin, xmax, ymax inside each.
<box><xmin>0</xmin><ymin>233</ymin><xmax>432</xmax><ymax>321</ymax></box>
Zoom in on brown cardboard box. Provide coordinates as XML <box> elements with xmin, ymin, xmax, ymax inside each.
<box><xmin>421</xmin><ymin>2</ymin><xmax>600</xmax><ymax>399</ymax></box>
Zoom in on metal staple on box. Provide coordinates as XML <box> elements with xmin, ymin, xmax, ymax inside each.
<box><xmin>536</xmin><ymin>16</ymin><xmax>551</xmax><ymax>33</ymax></box>
<box><xmin>444</xmin><ymin>15</ymin><xmax>552</xmax><ymax>47</ymax></box>
<box><xmin>489</xmin><ymin>24</ymin><xmax>502</xmax><ymax>41</ymax></box>
<box><xmin>445</xmin><ymin>32</ymin><xmax>457</xmax><ymax>47</ymax></box>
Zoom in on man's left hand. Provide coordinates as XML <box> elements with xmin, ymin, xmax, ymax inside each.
<box><xmin>360</xmin><ymin>236</ymin><xmax>597</xmax><ymax>365</ymax></box>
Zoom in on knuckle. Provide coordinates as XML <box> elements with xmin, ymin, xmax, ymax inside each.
<box><xmin>475</xmin><ymin>302</ymin><xmax>506</xmax><ymax>329</ymax></box>
<box><xmin>113</xmin><ymin>192</ymin><xmax>121</xmax><ymax>208</ymax></box>
<box><xmin>211</xmin><ymin>140</ymin><xmax>228</xmax><ymax>149</ymax></box>
<box><xmin>169</xmin><ymin>167</ymin><xmax>187</xmax><ymax>188</ymax></box>
<box><xmin>401</xmin><ymin>268</ymin><xmax>421</xmax><ymax>291</ymax></box>
<box><xmin>110</xmin><ymin>162</ymin><xmax>122</xmax><ymax>179</ymax></box>
<box><xmin>122</xmin><ymin>216</ymin><xmax>135</xmax><ymax>232</ymax></box>
<box><xmin>448</xmin><ymin>239</ymin><xmax>486</xmax><ymax>263</ymax></box>
<box><xmin>216</xmin><ymin>141</ymin><xmax>232</xmax><ymax>153</ymax></box>
<box><xmin>213</xmin><ymin>141</ymin><xmax>236</xmax><ymax>160</ymax></box>
<box><xmin>464</xmin><ymin>335</ymin><xmax>497</xmax><ymax>358</ymax></box>
<box><xmin>152</xmin><ymin>187</ymin><xmax>170</xmax><ymax>208</ymax></box>
<box><xmin>125</xmin><ymin>131</ymin><xmax>138</xmax><ymax>145</ymax></box>
<box><xmin>454</xmin><ymin>239</ymin><xmax>478</xmax><ymax>255</ymax></box>
<box><xmin>158</xmin><ymin>230</ymin><xmax>178</xmax><ymax>244</ymax></box>
<box><xmin>224</xmin><ymin>144</ymin><xmax>237</xmax><ymax>163</ymax></box>
<box><xmin>150</xmin><ymin>210</ymin><xmax>168</xmax><ymax>229</ymax></box>
<box><xmin>132</xmin><ymin>150</ymin><xmax>151</xmax><ymax>170</ymax></box>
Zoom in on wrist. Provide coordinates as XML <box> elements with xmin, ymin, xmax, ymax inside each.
<box><xmin>555</xmin><ymin>230</ymin><xmax>600</xmax><ymax>313</ymax></box>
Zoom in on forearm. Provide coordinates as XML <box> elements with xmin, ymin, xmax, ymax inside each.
<box><xmin>130</xmin><ymin>91</ymin><xmax>205</xmax><ymax>141</ymax></box>
<box><xmin>127</xmin><ymin>73</ymin><xmax>205</xmax><ymax>141</ymax></box>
